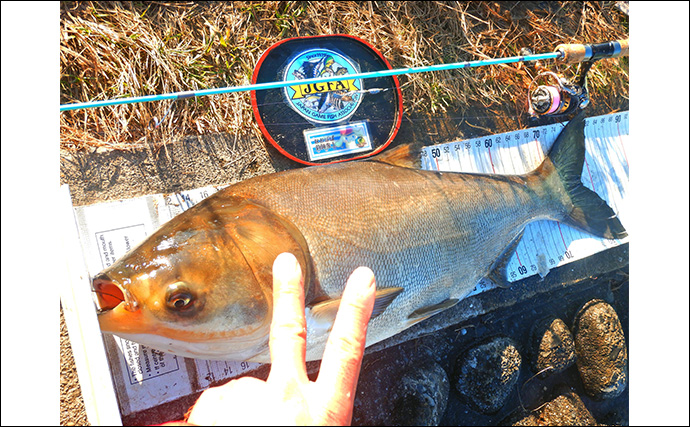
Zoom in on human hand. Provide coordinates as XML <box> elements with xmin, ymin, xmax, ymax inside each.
<box><xmin>184</xmin><ymin>252</ymin><xmax>376</xmax><ymax>426</ymax></box>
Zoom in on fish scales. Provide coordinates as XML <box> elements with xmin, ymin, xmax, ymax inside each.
<box><xmin>94</xmin><ymin>113</ymin><xmax>626</xmax><ymax>362</ymax></box>
<box><xmin>215</xmin><ymin>160</ymin><xmax>560</xmax><ymax>358</ymax></box>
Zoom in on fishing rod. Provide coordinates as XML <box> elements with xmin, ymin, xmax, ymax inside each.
<box><xmin>59</xmin><ymin>39</ymin><xmax>628</xmax><ymax>112</ymax></box>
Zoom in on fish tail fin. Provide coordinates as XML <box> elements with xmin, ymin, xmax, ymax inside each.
<box><xmin>541</xmin><ymin>111</ymin><xmax>627</xmax><ymax>240</ymax></box>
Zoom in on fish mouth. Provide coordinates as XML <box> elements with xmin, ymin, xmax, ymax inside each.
<box><xmin>93</xmin><ymin>274</ymin><xmax>146</xmax><ymax>335</ymax></box>
<box><xmin>92</xmin><ymin>274</ymin><xmax>136</xmax><ymax>313</ymax></box>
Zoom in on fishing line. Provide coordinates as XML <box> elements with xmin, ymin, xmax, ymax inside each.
<box><xmin>148</xmin><ymin>101</ymin><xmax>177</xmax><ymax>130</ymax></box>
<box><xmin>517</xmin><ymin>365</ymin><xmax>555</xmax><ymax>413</ymax></box>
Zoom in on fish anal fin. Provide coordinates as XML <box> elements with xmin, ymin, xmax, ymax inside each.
<box><xmin>406</xmin><ymin>299</ymin><xmax>459</xmax><ymax>328</ymax></box>
<box><xmin>486</xmin><ymin>230</ymin><xmax>524</xmax><ymax>288</ymax></box>
<box><xmin>370</xmin><ymin>144</ymin><xmax>419</xmax><ymax>168</ymax></box>
<box><xmin>308</xmin><ymin>287</ymin><xmax>404</xmax><ymax>333</ymax></box>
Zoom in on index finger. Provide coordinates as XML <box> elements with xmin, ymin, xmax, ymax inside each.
<box><xmin>268</xmin><ymin>252</ymin><xmax>308</xmax><ymax>382</ymax></box>
<box><xmin>317</xmin><ymin>267</ymin><xmax>376</xmax><ymax>407</ymax></box>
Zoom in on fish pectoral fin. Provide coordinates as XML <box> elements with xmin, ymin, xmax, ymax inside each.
<box><xmin>486</xmin><ymin>230</ymin><xmax>525</xmax><ymax>288</ymax></box>
<box><xmin>308</xmin><ymin>287</ymin><xmax>404</xmax><ymax>332</ymax></box>
<box><xmin>370</xmin><ymin>287</ymin><xmax>404</xmax><ymax>319</ymax></box>
<box><xmin>307</xmin><ymin>299</ymin><xmax>340</xmax><ymax>334</ymax></box>
<box><xmin>406</xmin><ymin>299</ymin><xmax>459</xmax><ymax>328</ymax></box>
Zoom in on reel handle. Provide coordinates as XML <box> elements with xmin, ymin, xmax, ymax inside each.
<box><xmin>555</xmin><ymin>39</ymin><xmax>629</xmax><ymax>64</ymax></box>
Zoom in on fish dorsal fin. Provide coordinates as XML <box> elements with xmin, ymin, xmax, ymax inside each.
<box><xmin>406</xmin><ymin>298</ymin><xmax>459</xmax><ymax>328</ymax></box>
<box><xmin>307</xmin><ymin>287</ymin><xmax>404</xmax><ymax>333</ymax></box>
<box><xmin>370</xmin><ymin>144</ymin><xmax>419</xmax><ymax>168</ymax></box>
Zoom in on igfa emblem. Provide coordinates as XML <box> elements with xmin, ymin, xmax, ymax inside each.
<box><xmin>283</xmin><ymin>49</ymin><xmax>363</xmax><ymax>124</ymax></box>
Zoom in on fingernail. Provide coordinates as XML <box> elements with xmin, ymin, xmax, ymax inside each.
<box><xmin>274</xmin><ymin>252</ymin><xmax>299</xmax><ymax>274</ymax></box>
<box><xmin>352</xmin><ymin>266</ymin><xmax>376</xmax><ymax>291</ymax></box>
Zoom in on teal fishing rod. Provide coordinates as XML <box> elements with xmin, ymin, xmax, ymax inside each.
<box><xmin>59</xmin><ymin>40</ymin><xmax>628</xmax><ymax>112</ymax></box>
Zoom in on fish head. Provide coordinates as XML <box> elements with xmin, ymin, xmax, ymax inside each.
<box><xmin>94</xmin><ymin>196</ymin><xmax>312</xmax><ymax>361</ymax></box>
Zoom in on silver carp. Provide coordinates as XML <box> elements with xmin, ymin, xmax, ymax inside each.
<box><xmin>94</xmin><ymin>112</ymin><xmax>626</xmax><ymax>362</ymax></box>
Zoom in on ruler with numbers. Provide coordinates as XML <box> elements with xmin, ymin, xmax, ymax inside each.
<box><xmin>421</xmin><ymin>112</ymin><xmax>629</xmax><ymax>286</ymax></box>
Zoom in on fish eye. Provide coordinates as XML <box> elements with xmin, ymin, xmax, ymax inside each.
<box><xmin>165</xmin><ymin>282</ymin><xmax>195</xmax><ymax>311</ymax></box>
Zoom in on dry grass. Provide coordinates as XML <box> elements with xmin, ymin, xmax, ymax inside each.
<box><xmin>60</xmin><ymin>1</ymin><xmax>628</xmax><ymax>151</ymax></box>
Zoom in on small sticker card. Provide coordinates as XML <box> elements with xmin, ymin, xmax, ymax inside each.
<box><xmin>303</xmin><ymin>121</ymin><xmax>373</xmax><ymax>161</ymax></box>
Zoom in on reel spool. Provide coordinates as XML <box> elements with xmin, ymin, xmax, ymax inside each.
<box><xmin>525</xmin><ymin>39</ymin><xmax>628</xmax><ymax>118</ymax></box>
<box><xmin>527</xmin><ymin>71</ymin><xmax>588</xmax><ymax>118</ymax></box>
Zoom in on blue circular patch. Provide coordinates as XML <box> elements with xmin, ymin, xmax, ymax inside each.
<box><xmin>283</xmin><ymin>49</ymin><xmax>364</xmax><ymax>124</ymax></box>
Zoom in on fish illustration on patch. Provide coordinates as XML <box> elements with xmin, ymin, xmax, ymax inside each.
<box><xmin>283</xmin><ymin>49</ymin><xmax>364</xmax><ymax>124</ymax></box>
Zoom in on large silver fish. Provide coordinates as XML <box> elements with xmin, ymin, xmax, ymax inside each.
<box><xmin>94</xmin><ymin>113</ymin><xmax>626</xmax><ymax>362</ymax></box>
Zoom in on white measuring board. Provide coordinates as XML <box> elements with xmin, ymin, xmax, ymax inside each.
<box><xmin>421</xmin><ymin>112</ymin><xmax>629</xmax><ymax>285</ymax></box>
